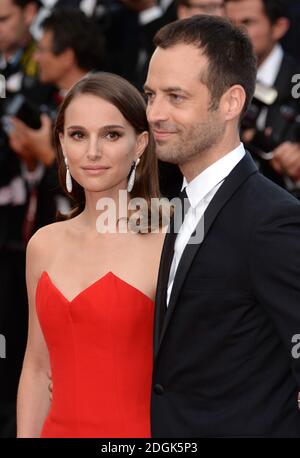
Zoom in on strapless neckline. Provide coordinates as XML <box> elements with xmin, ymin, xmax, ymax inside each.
<box><xmin>36</xmin><ymin>269</ymin><xmax>154</xmax><ymax>438</ymax></box>
<box><xmin>38</xmin><ymin>271</ymin><xmax>154</xmax><ymax>304</ymax></box>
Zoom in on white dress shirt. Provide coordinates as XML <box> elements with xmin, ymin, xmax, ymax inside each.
<box><xmin>256</xmin><ymin>44</ymin><xmax>284</xmax><ymax>131</ymax></box>
<box><xmin>80</xmin><ymin>0</ymin><xmax>97</xmax><ymax>16</ymax></box>
<box><xmin>166</xmin><ymin>143</ymin><xmax>246</xmax><ymax>306</ymax></box>
<box><xmin>257</xmin><ymin>44</ymin><xmax>284</xmax><ymax>88</ymax></box>
<box><xmin>139</xmin><ymin>0</ymin><xmax>174</xmax><ymax>24</ymax></box>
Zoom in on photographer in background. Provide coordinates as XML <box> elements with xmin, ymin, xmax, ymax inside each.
<box><xmin>225</xmin><ymin>0</ymin><xmax>300</xmax><ymax>196</ymax></box>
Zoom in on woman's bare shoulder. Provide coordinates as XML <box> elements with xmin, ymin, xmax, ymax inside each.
<box><xmin>26</xmin><ymin>220</ymin><xmax>71</xmax><ymax>264</ymax></box>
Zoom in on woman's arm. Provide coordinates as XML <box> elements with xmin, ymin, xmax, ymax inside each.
<box><xmin>17</xmin><ymin>231</ymin><xmax>51</xmax><ymax>438</ymax></box>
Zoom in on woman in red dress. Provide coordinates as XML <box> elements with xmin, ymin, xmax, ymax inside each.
<box><xmin>17</xmin><ymin>73</ymin><xmax>167</xmax><ymax>438</ymax></box>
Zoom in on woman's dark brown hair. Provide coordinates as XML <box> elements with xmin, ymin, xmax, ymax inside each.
<box><xmin>54</xmin><ymin>72</ymin><xmax>161</xmax><ymax>223</ymax></box>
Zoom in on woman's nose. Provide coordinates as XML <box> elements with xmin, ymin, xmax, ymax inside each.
<box><xmin>86</xmin><ymin>138</ymin><xmax>102</xmax><ymax>160</ymax></box>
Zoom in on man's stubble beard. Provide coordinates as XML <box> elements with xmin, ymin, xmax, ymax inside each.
<box><xmin>155</xmin><ymin>116</ymin><xmax>226</xmax><ymax>166</ymax></box>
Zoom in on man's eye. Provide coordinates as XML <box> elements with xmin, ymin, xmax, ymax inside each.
<box><xmin>170</xmin><ymin>94</ymin><xmax>183</xmax><ymax>102</ymax></box>
<box><xmin>144</xmin><ymin>92</ymin><xmax>154</xmax><ymax>101</ymax></box>
<box><xmin>242</xmin><ymin>19</ymin><xmax>254</xmax><ymax>26</ymax></box>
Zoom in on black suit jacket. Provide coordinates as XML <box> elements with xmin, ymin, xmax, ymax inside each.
<box><xmin>151</xmin><ymin>153</ymin><xmax>300</xmax><ymax>437</ymax></box>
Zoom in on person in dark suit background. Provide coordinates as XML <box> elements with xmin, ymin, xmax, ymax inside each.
<box><xmin>145</xmin><ymin>15</ymin><xmax>300</xmax><ymax>437</ymax></box>
<box><xmin>225</xmin><ymin>0</ymin><xmax>300</xmax><ymax>197</ymax></box>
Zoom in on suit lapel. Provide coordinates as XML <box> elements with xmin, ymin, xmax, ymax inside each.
<box><xmin>154</xmin><ymin>153</ymin><xmax>258</xmax><ymax>360</ymax></box>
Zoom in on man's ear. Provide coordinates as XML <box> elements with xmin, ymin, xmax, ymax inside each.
<box><xmin>271</xmin><ymin>17</ymin><xmax>290</xmax><ymax>42</ymax></box>
<box><xmin>135</xmin><ymin>131</ymin><xmax>149</xmax><ymax>160</ymax></box>
<box><xmin>221</xmin><ymin>85</ymin><xmax>246</xmax><ymax>121</ymax></box>
<box><xmin>61</xmin><ymin>48</ymin><xmax>76</xmax><ymax>68</ymax></box>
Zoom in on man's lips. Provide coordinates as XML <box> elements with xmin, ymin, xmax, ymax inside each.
<box><xmin>152</xmin><ymin>130</ymin><xmax>177</xmax><ymax>140</ymax></box>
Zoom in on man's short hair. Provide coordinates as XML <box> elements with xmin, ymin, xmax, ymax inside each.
<box><xmin>154</xmin><ymin>14</ymin><xmax>257</xmax><ymax>114</ymax></box>
<box><xmin>41</xmin><ymin>8</ymin><xmax>105</xmax><ymax>73</ymax></box>
<box><xmin>13</xmin><ymin>0</ymin><xmax>41</xmax><ymax>8</ymax></box>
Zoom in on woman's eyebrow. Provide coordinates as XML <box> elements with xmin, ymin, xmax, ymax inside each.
<box><xmin>66</xmin><ymin>125</ymin><xmax>126</xmax><ymax>130</ymax></box>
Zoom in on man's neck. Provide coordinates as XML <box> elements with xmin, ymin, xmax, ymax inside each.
<box><xmin>180</xmin><ymin>135</ymin><xmax>241</xmax><ymax>183</ymax></box>
<box><xmin>257</xmin><ymin>43</ymin><xmax>277</xmax><ymax>68</ymax></box>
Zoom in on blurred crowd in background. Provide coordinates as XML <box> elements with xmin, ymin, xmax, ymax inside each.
<box><xmin>1</xmin><ymin>0</ymin><xmax>300</xmax><ymax>438</ymax></box>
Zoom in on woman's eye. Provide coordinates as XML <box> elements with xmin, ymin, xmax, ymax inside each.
<box><xmin>105</xmin><ymin>132</ymin><xmax>120</xmax><ymax>140</ymax></box>
<box><xmin>70</xmin><ymin>131</ymin><xmax>85</xmax><ymax>140</ymax></box>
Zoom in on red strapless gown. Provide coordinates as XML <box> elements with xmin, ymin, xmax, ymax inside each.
<box><xmin>36</xmin><ymin>271</ymin><xmax>154</xmax><ymax>438</ymax></box>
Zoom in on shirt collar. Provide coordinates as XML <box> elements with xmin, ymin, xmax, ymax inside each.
<box><xmin>41</xmin><ymin>0</ymin><xmax>60</xmax><ymax>7</ymax></box>
<box><xmin>182</xmin><ymin>143</ymin><xmax>246</xmax><ymax>208</ymax></box>
<box><xmin>257</xmin><ymin>44</ymin><xmax>284</xmax><ymax>87</ymax></box>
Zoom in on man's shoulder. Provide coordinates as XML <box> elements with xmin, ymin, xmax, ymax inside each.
<box><xmin>239</xmin><ymin>170</ymin><xmax>300</xmax><ymax>221</ymax></box>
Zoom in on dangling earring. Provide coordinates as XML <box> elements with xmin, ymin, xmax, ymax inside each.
<box><xmin>127</xmin><ymin>157</ymin><xmax>140</xmax><ymax>193</ymax></box>
<box><xmin>64</xmin><ymin>156</ymin><xmax>73</xmax><ymax>193</ymax></box>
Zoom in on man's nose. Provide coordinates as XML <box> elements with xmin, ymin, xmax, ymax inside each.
<box><xmin>146</xmin><ymin>97</ymin><xmax>169</xmax><ymax>125</ymax></box>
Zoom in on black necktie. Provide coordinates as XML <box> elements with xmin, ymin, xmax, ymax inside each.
<box><xmin>164</xmin><ymin>188</ymin><xmax>190</xmax><ymax>275</ymax></box>
<box><xmin>159</xmin><ymin>188</ymin><xmax>191</xmax><ymax>335</ymax></box>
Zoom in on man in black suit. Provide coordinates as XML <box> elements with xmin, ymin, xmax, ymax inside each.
<box><xmin>144</xmin><ymin>15</ymin><xmax>300</xmax><ymax>437</ymax></box>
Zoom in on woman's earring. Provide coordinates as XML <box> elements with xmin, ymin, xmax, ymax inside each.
<box><xmin>127</xmin><ymin>157</ymin><xmax>140</xmax><ymax>193</ymax></box>
<box><xmin>64</xmin><ymin>156</ymin><xmax>73</xmax><ymax>193</ymax></box>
